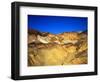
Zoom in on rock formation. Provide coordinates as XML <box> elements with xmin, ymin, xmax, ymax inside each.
<box><xmin>28</xmin><ymin>29</ymin><xmax>88</xmax><ymax>66</ymax></box>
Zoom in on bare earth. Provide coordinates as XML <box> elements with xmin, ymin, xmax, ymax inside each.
<box><xmin>28</xmin><ymin>29</ymin><xmax>88</xmax><ymax>66</ymax></box>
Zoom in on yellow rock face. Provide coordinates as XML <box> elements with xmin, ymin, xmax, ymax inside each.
<box><xmin>28</xmin><ymin>30</ymin><xmax>88</xmax><ymax>66</ymax></box>
<box><xmin>28</xmin><ymin>45</ymin><xmax>67</xmax><ymax>65</ymax></box>
<box><xmin>38</xmin><ymin>45</ymin><xmax>67</xmax><ymax>65</ymax></box>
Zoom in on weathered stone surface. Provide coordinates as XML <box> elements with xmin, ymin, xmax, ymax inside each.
<box><xmin>28</xmin><ymin>29</ymin><xmax>88</xmax><ymax>66</ymax></box>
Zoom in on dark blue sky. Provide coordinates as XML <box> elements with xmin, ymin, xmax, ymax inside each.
<box><xmin>28</xmin><ymin>15</ymin><xmax>88</xmax><ymax>34</ymax></box>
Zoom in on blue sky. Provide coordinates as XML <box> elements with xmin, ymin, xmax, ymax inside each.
<box><xmin>28</xmin><ymin>15</ymin><xmax>88</xmax><ymax>34</ymax></box>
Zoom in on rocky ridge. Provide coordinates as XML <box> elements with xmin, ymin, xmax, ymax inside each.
<box><xmin>28</xmin><ymin>29</ymin><xmax>87</xmax><ymax>66</ymax></box>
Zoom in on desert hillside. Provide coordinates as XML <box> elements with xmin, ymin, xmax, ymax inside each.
<box><xmin>28</xmin><ymin>29</ymin><xmax>87</xmax><ymax>66</ymax></box>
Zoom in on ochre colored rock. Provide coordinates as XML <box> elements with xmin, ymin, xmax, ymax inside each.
<box><xmin>28</xmin><ymin>29</ymin><xmax>88</xmax><ymax>66</ymax></box>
